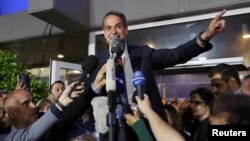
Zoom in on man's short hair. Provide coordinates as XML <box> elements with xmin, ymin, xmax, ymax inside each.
<box><xmin>48</xmin><ymin>81</ymin><xmax>65</xmax><ymax>94</ymax></box>
<box><xmin>102</xmin><ymin>10</ymin><xmax>127</xmax><ymax>27</ymax></box>
<box><xmin>208</xmin><ymin>63</ymin><xmax>241</xmax><ymax>86</ymax></box>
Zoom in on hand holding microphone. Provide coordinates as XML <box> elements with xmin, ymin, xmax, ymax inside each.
<box><xmin>106</xmin><ymin>35</ymin><xmax>125</xmax><ymax>93</ymax></box>
<box><xmin>69</xmin><ymin>55</ymin><xmax>98</xmax><ymax>96</ymax></box>
<box><xmin>135</xmin><ymin>94</ymin><xmax>152</xmax><ymax>119</ymax></box>
<box><xmin>58</xmin><ymin>82</ymin><xmax>85</xmax><ymax>107</ymax></box>
<box><xmin>132</xmin><ymin>71</ymin><xmax>145</xmax><ymax>117</ymax></box>
<box><xmin>93</xmin><ymin>64</ymin><xmax>107</xmax><ymax>92</ymax></box>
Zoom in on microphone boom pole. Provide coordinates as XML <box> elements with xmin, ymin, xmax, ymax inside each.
<box><xmin>106</xmin><ymin>58</ymin><xmax>117</xmax><ymax>141</ymax></box>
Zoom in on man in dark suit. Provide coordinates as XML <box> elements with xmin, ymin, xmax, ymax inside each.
<box><xmin>91</xmin><ymin>10</ymin><xmax>226</xmax><ymax>141</ymax></box>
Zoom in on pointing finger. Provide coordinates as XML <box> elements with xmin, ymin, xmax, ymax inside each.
<box><xmin>214</xmin><ymin>9</ymin><xmax>226</xmax><ymax>20</ymax></box>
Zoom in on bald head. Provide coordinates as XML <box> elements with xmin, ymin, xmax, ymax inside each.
<box><xmin>3</xmin><ymin>89</ymin><xmax>37</xmax><ymax>129</ymax></box>
<box><xmin>4</xmin><ymin>89</ymin><xmax>32</xmax><ymax>112</ymax></box>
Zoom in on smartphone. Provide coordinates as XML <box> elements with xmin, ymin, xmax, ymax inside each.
<box><xmin>18</xmin><ymin>74</ymin><xmax>30</xmax><ymax>91</ymax></box>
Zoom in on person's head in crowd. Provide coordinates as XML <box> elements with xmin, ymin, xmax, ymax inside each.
<box><xmin>1</xmin><ymin>82</ymin><xmax>85</xmax><ymax>141</ymax></box>
<box><xmin>0</xmin><ymin>91</ymin><xmax>6</xmax><ymax>121</ymax></box>
<box><xmin>169</xmin><ymin>99</ymin><xmax>178</xmax><ymax>111</ymax></box>
<box><xmin>210</xmin><ymin>95</ymin><xmax>250</xmax><ymax>125</ymax></box>
<box><xmin>189</xmin><ymin>87</ymin><xmax>215</xmax><ymax>121</ymax></box>
<box><xmin>102</xmin><ymin>10</ymin><xmax>128</xmax><ymax>45</ymax></box>
<box><xmin>0</xmin><ymin>91</ymin><xmax>11</xmax><ymax>133</ymax></box>
<box><xmin>3</xmin><ymin>89</ymin><xmax>38</xmax><ymax>129</ymax></box>
<box><xmin>242</xmin><ymin>74</ymin><xmax>250</xmax><ymax>96</ymax></box>
<box><xmin>208</xmin><ymin>63</ymin><xmax>241</xmax><ymax>96</ymax></box>
<box><xmin>48</xmin><ymin>80</ymin><xmax>65</xmax><ymax>103</ymax></box>
<box><xmin>177</xmin><ymin>99</ymin><xmax>191</xmax><ymax>116</ymax></box>
<box><xmin>164</xmin><ymin>104</ymin><xmax>185</xmax><ymax>136</ymax></box>
<box><xmin>36</xmin><ymin>99</ymin><xmax>52</xmax><ymax>117</ymax></box>
<box><xmin>177</xmin><ymin>99</ymin><xmax>193</xmax><ymax>134</ymax></box>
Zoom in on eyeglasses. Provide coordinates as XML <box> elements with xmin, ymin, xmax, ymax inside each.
<box><xmin>189</xmin><ymin>100</ymin><xmax>206</xmax><ymax>105</ymax></box>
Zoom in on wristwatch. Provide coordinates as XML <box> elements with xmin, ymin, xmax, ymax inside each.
<box><xmin>198</xmin><ymin>31</ymin><xmax>210</xmax><ymax>44</ymax></box>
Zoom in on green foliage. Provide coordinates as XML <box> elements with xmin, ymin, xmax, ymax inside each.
<box><xmin>0</xmin><ymin>50</ymin><xmax>48</xmax><ymax>102</ymax></box>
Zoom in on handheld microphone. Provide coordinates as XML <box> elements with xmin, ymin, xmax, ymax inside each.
<box><xmin>91</xmin><ymin>96</ymin><xmax>109</xmax><ymax>134</ymax></box>
<box><xmin>106</xmin><ymin>59</ymin><xmax>116</xmax><ymax>93</ymax></box>
<box><xmin>110</xmin><ymin>35</ymin><xmax>125</xmax><ymax>60</ymax></box>
<box><xmin>132</xmin><ymin>71</ymin><xmax>145</xmax><ymax>100</ymax></box>
<box><xmin>70</xmin><ymin>55</ymin><xmax>99</xmax><ymax>94</ymax></box>
<box><xmin>106</xmin><ymin>35</ymin><xmax>124</xmax><ymax>93</ymax></box>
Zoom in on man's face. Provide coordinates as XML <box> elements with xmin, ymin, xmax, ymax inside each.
<box><xmin>13</xmin><ymin>90</ymin><xmax>38</xmax><ymax>127</ymax></box>
<box><xmin>103</xmin><ymin>15</ymin><xmax>128</xmax><ymax>45</ymax></box>
<box><xmin>51</xmin><ymin>83</ymin><xmax>65</xmax><ymax>102</ymax></box>
<box><xmin>210</xmin><ymin>73</ymin><xmax>232</xmax><ymax>96</ymax></box>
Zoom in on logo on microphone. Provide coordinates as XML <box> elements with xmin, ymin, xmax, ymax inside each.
<box><xmin>134</xmin><ymin>71</ymin><xmax>141</xmax><ymax>77</ymax></box>
<box><xmin>132</xmin><ymin>71</ymin><xmax>145</xmax><ymax>86</ymax></box>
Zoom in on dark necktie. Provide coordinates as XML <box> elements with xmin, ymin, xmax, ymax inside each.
<box><xmin>115</xmin><ymin>57</ymin><xmax>125</xmax><ymax>95</ymax></box>
<box><xmin>115</xmin><ymin>57</ymin><xmax>129</xmax><ymax>105</ymax></box>
<box><xmin>115</xmin><ymin>57</ymin><xmax>129</xmax><ymax>126</ymax></box>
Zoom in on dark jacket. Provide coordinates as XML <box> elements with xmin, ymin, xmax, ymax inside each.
<box><xmin>94</xmin><ymin>38</ymin><xmax>212</xmax><ymax>141</ymax></box>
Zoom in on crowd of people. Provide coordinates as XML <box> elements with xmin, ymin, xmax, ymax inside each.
<box><xmin>0</xmin><ymin>9</ymin><xmax>250</xmax><ymax>141</ymax></box>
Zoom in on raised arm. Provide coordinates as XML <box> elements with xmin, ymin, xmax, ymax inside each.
<box><xmin>136</xmin><ymin>94</ymin><xmax>184</xmax><ymax>141</ymax></box>
<box><xmin>3</xmin><ymin>82</ymin><xmax>84</xmax><ymax>141</ymax></box>
<box><xmin>198</xmin><ymin>9</ymin><xmax>226</xmax><ymax>45</ymax></box>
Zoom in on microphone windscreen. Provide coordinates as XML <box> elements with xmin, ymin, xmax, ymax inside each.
<box><xmin>91</xmin><ymin>96</ymin><xmax>109</xmax><ymax>134</ymax></box>
<box><xmin>106</xmin><ymin>59</ymin><xmax>116</xmax><ymax>92</ymax></box>
<box><xmin>111</xmin><ymin>35</ymin><xmax>125</xmax><ymax>57</ymax></box>
<box><xmin>82</xmin><ymin>55</ymin><xmax>99</xmax><ymax>74</ymax></box>
<box><xmin>132</xmin><ymin>71</ymin><xmax>145</xmax><ymax>87</ymax></box>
